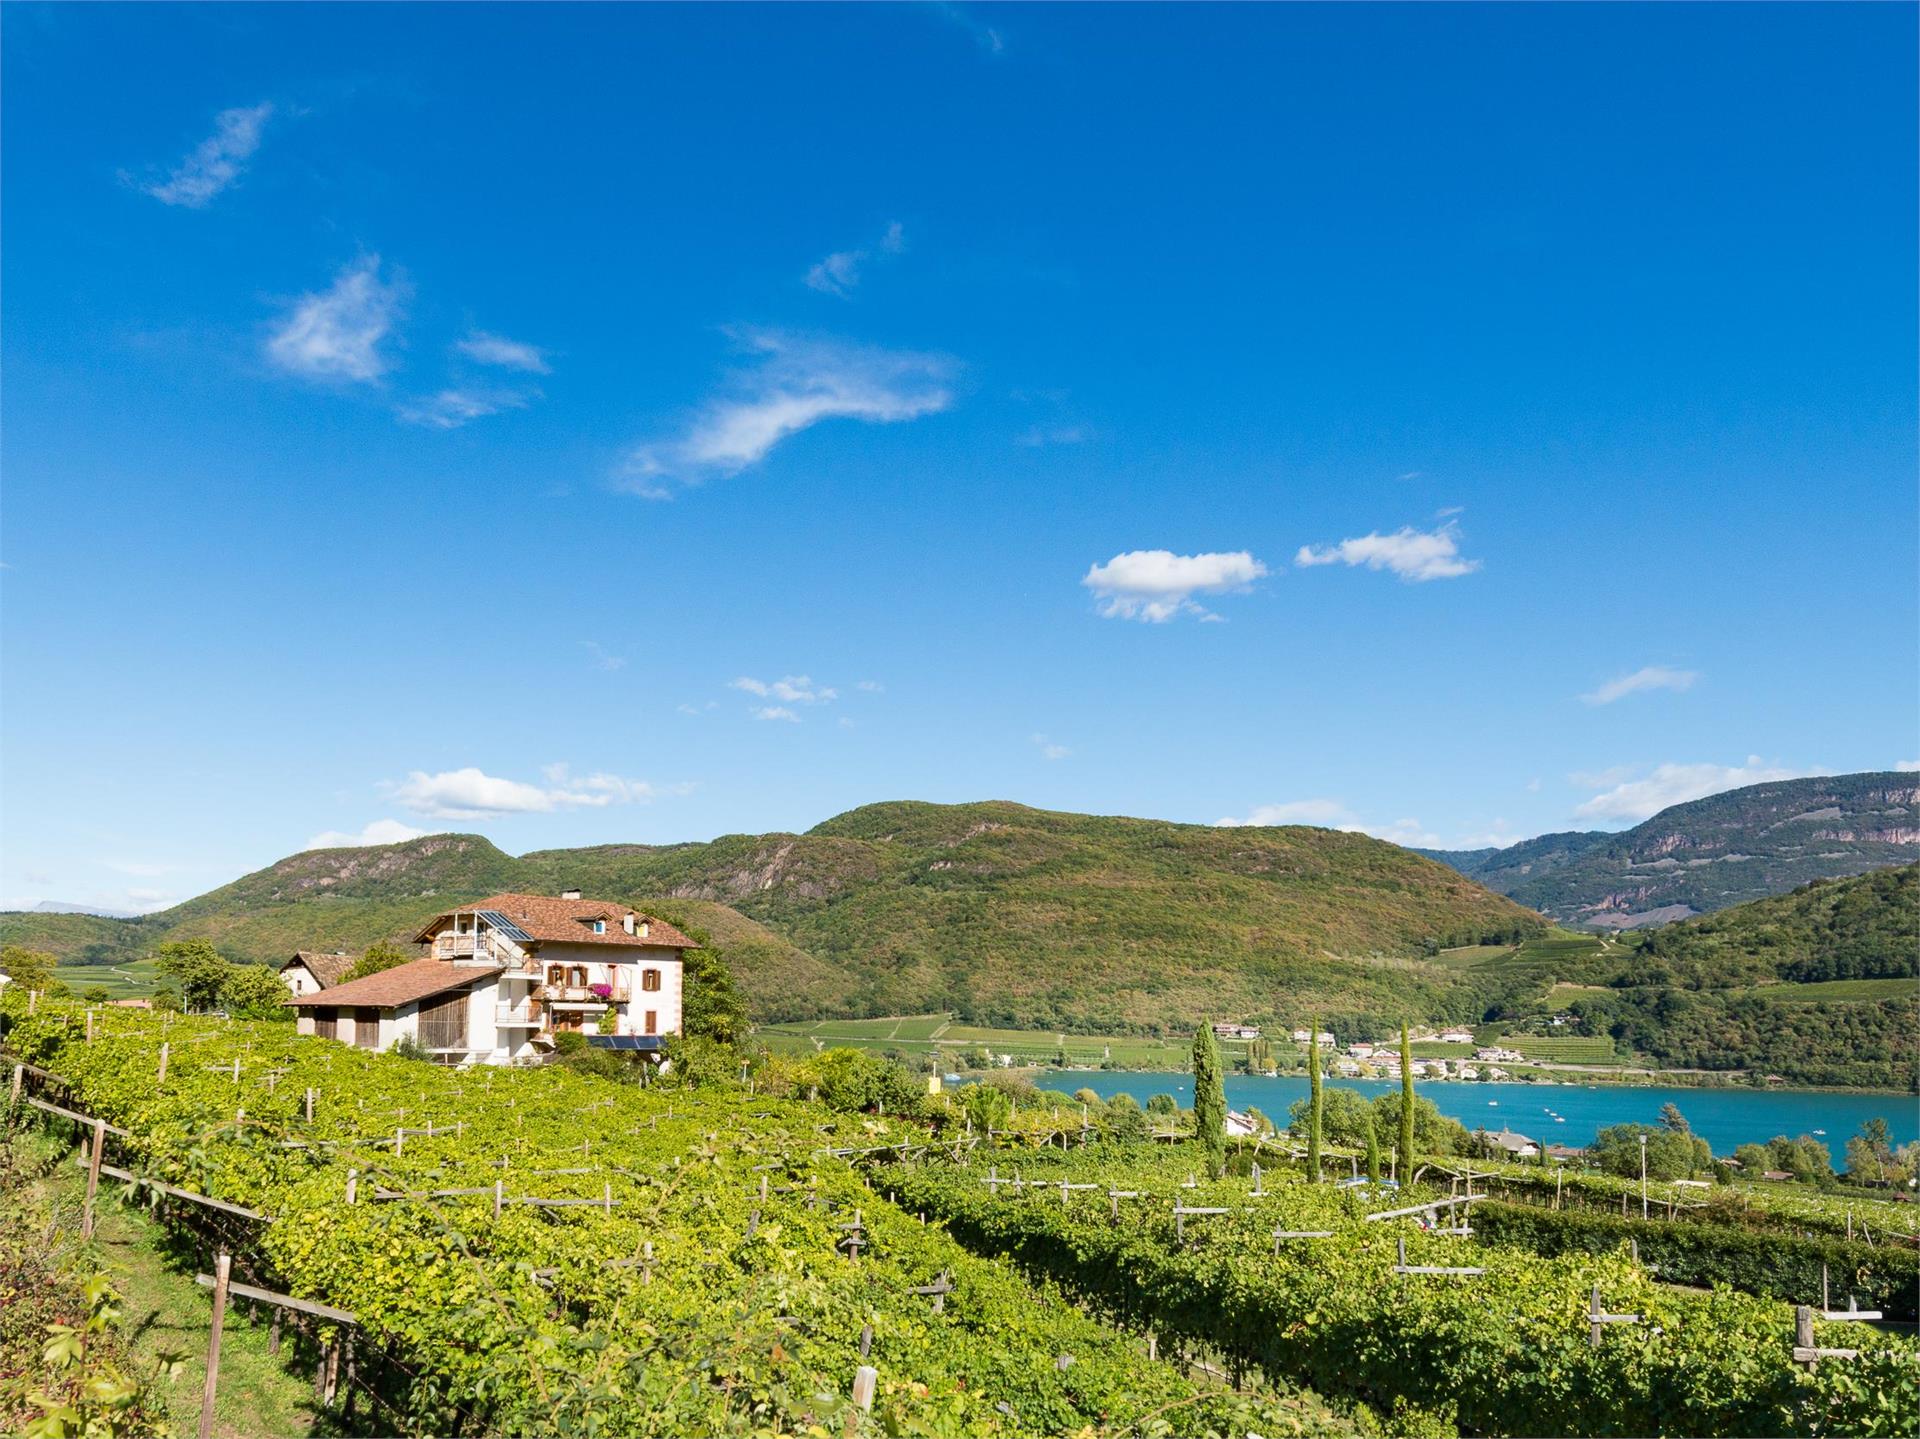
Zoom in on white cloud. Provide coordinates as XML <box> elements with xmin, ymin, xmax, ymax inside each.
<box><xmin>1216</xmin><ymin>798</ymin><xmax>1437</xmax><ymax>847</ymax></box>
<box><xmin>1572</xmin><ymin>757</ymin><xmax>1824</xmax><ymax>823</ymax></box>
<box><xmin>753</xmin><ymin>706</ymin><xmax>801</xmax><ymax>723</ymax></box>
<box><xmin>804</xmin><ymin>221</ymin><xmax>908</xmax><ymax>297</ymax></box>
<box><xmin>1082</xmin><ymin>549</ymin><xmax>1268</xmax><ymax>622</ymax></box>
<box><xmin>622</xmin><ymin>330</ymin><xmax>951</xmax><ymax>493</ymax></box>
<box><xmin>856</xmin><ymin>679</ymin><xmax>885</xmax><ymax>693</ymax></box>
<box><xmin>731</xmin><ymin>675</ymin><xmax>837</xmax><ymax>704</ymax></box>
<box><xmin>1295</xmin><ymin>522</ymin><xmax>1480</xmax><ymax>582</ymax></box>
<box><xmin>266</xmin><ymin>256</ymin><xmax>407</xmax><ymax>384</ymax></box>
<box><xmin>453</xmin><ymin>330</ymin><xmax>550</xmax><ymax>373</ymax></box>
<box><xmin>1217</xmin><ymin>800</ymin><xmax>1349</xmax><ymax>828</ymax></box>
<box><xmin>390</xmin><ymin>765</ymin><xmax>670</xmax><ymax>819</ymax></box>
<box><xmin>395</xmin><ymin>387</ymin><xmax>530</xmax><ymax>429</ymax></box>
<box><xmin>1580</xmin><ymin>666</ymin><xmax>1699</xmax><ymax>706</ymax></box>
<box><xmin>1454</xmin><ymin>821</ymin><xmax>1526</xmax><ymax>850</ymax></box>
<box><xmin>138</xmin><ymin>102</ymin><xmax>273</xmax><ymax>208</ymax></box>
<box><xmin>1031</xmin><ymin>733</ymin><xmax>1071</xmax><ymax>761</ymax></box>
<box><xmin>305</xmin><ymin>818</ymin><xmax>432</xmax><ymax>851</ymax></box>
<box><xmin>580</xmin><ymin>640</ymin><xmax>626</xmax><ymax>672</ymax></box>
<box><xmin>1017</xmin><ymin>423</ymin><xmax>1089</xmax><ymax>447</ymax></box>
<box><xmin>1895</xmin><ymin>760</ymin><xmax>1919</xmax><ymax>772</ymax></box>
<box><xmin>1526</xmin><ymin>778</ymin><xmax>1542</xmax><ymax>793</ymax></box>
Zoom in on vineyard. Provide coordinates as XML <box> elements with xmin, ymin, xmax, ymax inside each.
<box><xmin>877</xmin><ymin>1147</ymin><xmax>1920</xmax><ymax>1436</ymax></box>
<box><xmin>0</xmin><ymin>997</ymin><xmax>1339</xmax><ymax>1438</ymax></box>
<box><xmin>4</xmin><ymin>993</ymin><xmax>1916</xmax><ymax>1438</ymax></box>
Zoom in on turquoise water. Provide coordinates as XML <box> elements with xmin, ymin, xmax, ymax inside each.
<box><xmin>1055</xmin><ymin>1072</ymin><xmax>1919</xmax><ymax>1157</ymax></box>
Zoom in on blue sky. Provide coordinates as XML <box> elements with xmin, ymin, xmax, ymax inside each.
<box><xmin>3</xmin><ymin>3</ymin><xmax>1915</xmax><ymax>913</ymax></box>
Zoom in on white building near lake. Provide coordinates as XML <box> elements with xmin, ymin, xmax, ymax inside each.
<box><xmin>285</xmin><ymin>891</ymin><xmax>695</xmax><ymax>1066</ymax></box>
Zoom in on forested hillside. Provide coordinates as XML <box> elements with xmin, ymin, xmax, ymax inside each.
<box><xmin>1536</xmin><ymin>867</ymin><xmax>1919</xmax><ymax>1089</ymax></box>
<box><xmin>2</xmin><ymin>800</ymin><xmax>1542</xmax><ymax>1033</ymax></box>
<box><xmin>1423</xmin><ymin>772</ymin><xmax>1918</xmax><ymax>927</ymax></box>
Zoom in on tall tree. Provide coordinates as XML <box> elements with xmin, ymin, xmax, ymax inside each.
<box><xmin>1364</xmin><ymin>1112</ymin><xmax>1381</xmax><ymax>1186</ymax></box>
<box><xmin>1399</xmin><ymin>1023</ymin><xmax>1416</xmax><ymax>1179</ymax></box>
<box><xmin>1306</xmin><ymin>1024</ymin><xmax>1323</xmax><ymax>1183</ymax></box>
<box><xmin>154</xmin><ymin>940</ymin><xmax>230</xmax><ymax>1013</ymax></box>
<box><xmin>342</xmin><ymin>941</ymin><xmax>410</xmax><ymax>984</ymax></box>
<box><xmin>1192</xmin><ymin>1023</ymin><xmax>1226</xmax><ymax>1179</ymax></box>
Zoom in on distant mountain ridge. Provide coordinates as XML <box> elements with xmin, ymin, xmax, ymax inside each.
<box><xmin>2</xmin><ymin>800</ymin><xmax>1541</xmax><ymax>1032</ymax></box>
<box><xmin>1419</xmin><ymin>772</ymin><xmax>1918</xmax><ymax>929</ymax></box>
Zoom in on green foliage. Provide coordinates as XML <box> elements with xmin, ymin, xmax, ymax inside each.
<box><xmin>1471</xmin><ymin>1202</ymin><xmax>1919</xmax><ymax>1321</ymax></box>
<box><xmin>1192</xmin><ymin>1025</ymin><xmax>1226</xmax><ymax>1179</ymax></box>
<box><xmin>0</xmin><ymin>1141</ymin><xmax>184</xmax><ymax>1438</ymax></box>
<box><xmin>1101</xmin><ymin>1091</ymin><xmax>1148</xmax><ymax>1141</ymax></box>
<box><xmin>151</xmin><ymin>940</ymin><xmax>228</xmax><ymax>1012</ymax></box>
<box><xmin>678</xmin><ymin>940</ymin><xmax>749</xmax><ymax>1045</ymax></box>
<box><xmin>1363</xmin><ymin>1115</ymin><xmax>1380</xmax><ymax>1186</ymax></box>
<box><xmin>1398</xmin><ymin>1024</ymin><xmax>1415</xmax><ymax>1172</ymax></box>
<box><xmin>341</xmin><ymin>941</ymin><xmax>410</xmax><ymax>984</ymax></box>
<box><xmin>1589</xmin><ymin>1123</ymin><xmax>1713</xmax><ymax>1181</ymax></box>
<box><xmin>218</xmin><ymin>963</ymin><xmax>292</xmax><ymax>1019</ymax></box>
<box><xmin>1306</xmin><ymin>1029</ymin><xmax>1323</xmax><ymax>1182</ymax></box>
<box><xmin>3</xmin><ymin>946</ymin><xmax>59</xmax><ymax>992</ymax></box>
<box><xmin>881</xmin><ymin>1144</ymin><xmax>1920</xmax><ymax>1438</ymax></box>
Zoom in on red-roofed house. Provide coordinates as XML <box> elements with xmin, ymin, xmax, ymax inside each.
<box><xmin>285</xmin><ymin>891</ymin><xmax>695</xmax><ymax>1065</ymax></box>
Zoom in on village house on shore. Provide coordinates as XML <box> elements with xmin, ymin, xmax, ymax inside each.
<box><xmin>282</xmin><ymin>891</ymin><xmax>693</xmax><ymax>1066</ymax></box>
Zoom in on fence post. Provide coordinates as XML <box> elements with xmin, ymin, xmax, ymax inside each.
<box><xmin>8</xmin><ymin>1064</ymin><xmax>21</xmax><ymax>1122</ymax></box>
<box><xmin>305</xmin><ymin>1087</ymin><xmax>314</xmax><ymax>1123</ymax></box>
<box><xmin>346</xmin><ymin>1169</ymin><xmax>359</xmax><ymax>1205</ymax></box>
<box><xmin>82</xmin><ymin>1118</ymin><xmax>107</xmax><ymax>1240</ymax></box>
<box><xmin>1795</xmin><ymin>1306</ymin><xmax>1816</xmax><ymax>1370</ymax></box>
<box><xmin>494</xmin><ymin>1180</ymin><xmax>504</xmax><ymax>1220</ymax></box>
<box><xmin>198</xmin><ymin>1253</ymin><xmax>231</xmax><ymax>1439</ymax></box>
<box><xmin>158</xmin><ymin>1043</ymin><xmax>169</xmax><ymax>1087</ymax></box>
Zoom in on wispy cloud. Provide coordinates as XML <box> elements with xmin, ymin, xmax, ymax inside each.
<box><xmin>580</xmin><ymin>640</ymin><xmax>626</xmax><ymax>672</ymax></box>
<box><xmin>1571</xmin><ymin>757</ymin><xmax>1823</xmax><ymax>823</ymax></box>
<box><xmin>930</xmin><ymin>2</ymin><xmax>1005</xmax><ymax>54</ymax></box>
<box><xmin>1017</xmin><ymin>423</ymin><xmax>1089</xmax><ymax>447</ymax></box>
<box><xmin>395</xmin><ymin>387</ymin><xmax>530</xmax><ymax>429</ymax></box>
<box><xmin>1216</xmin><ymin>799</ymin><xmax>1439</xmax><ymax>847</ymax></box>
<box><xmin>305</xmin><ymin>818</ymin><xmax>432</xmax><ymax>851</ymax></box>
<box><xmin>1295</xmin><ymin>522</ymin><xmax>1480</xmax><ymax>582</ymax></box>
<box><xmin>732</xmin><ymin>675</ymin><xmax>837</xmax><ymax>704</ymax></box>
<box><xmin>136</xmin><ymin>102</ymin><xmax>274</xmax><ymax>208</ymax></box>
<box><xmin>389</xmin><ymin>765</ymin><xmax>678</xmax><ymax>820</ymax></box>
<box><xmin>1031</xmin><ymin>733</ymin><xmax>1070</xmax><ymax>761</ymax></box>
<box><xmin>1082</xmin><ymin>549</ymin><xmax>1267</xmax><ymax>622</ymax></box>
<box><xmin>856</xmin><ymin>679</ymin><xmax>885</xmax><ymax>693</ymax></box>
<box><xmin>1581</xmin><ymin>665</ymin><xmax>1699</xmax><ymax>706</ymax></box>
<box><xmin>454</xmin><ymin>330</ymin><xmax>550</xmax><ymax>373</ymax></box>
<box><xmin>753</xmin><ymin>706</ymin><xmax>801</xmax><ymax>723</ymax></box>
<box><xmin>805</xmin><ymin>221</ymin><xmax>907</xmax><ymax>298</ymax></box>
<box><xmin>266</xmin><ymin>256</ymin><xmax>406</xmax><ymax>384</ymax></box>
<box><xmin>1897</xmin><ymin>760</ymin><xmax>1920</xmax><ymax>773</ymax></box>
<box><xmin>621</xmin><ymin>330</ymin><xmax>952</xmax><ymax>494</ymax></box>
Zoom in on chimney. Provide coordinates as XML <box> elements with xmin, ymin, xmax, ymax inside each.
<box><xmin>623</xmin><ymin>913</ymin><xmax>635</xmax><ymax>935</ymax></box>
<box><xmin>561</xmin><ymin>888</ymin><xmax>582</xmax><ymax>901</ymax></box>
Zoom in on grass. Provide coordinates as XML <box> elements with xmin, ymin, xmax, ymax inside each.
<box><xmin>23</xmin><ymin>1130</ymin><xmax>335</xmax><ymax>1439</ymax></box>
<box><xmin>1735</xmin><ymin>977</ymin><xmax>1916</xmax><ymax>1003</ymax></box>
<box><xmin>1409</xmin><ymin>1041</ymin><xmax>1474</xmax><ymax>1058</ymax></box>
<box><xmin>1433</xmin><ymin>944</ymin><xmax>1513</xmax><ymax>969</ymax></box>
<box><xmin>1545</xmin><ymin>982</ymin><xmax>1610</xmax><ymax>1007</ymax></box>
<box><xmin>54</xmin><ymin>957</ymin><xmax>163</xmax><ymax>999</ymax></box>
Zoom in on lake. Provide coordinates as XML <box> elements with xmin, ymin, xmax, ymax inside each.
<box><xmin>1056</xmin><ymin>1071</ymin><xmax>1919</xmax><ymax>1157</ymax></box>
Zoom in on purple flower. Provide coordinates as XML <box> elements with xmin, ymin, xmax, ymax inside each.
<box><xmin>589</xmin><ymin>982</ymin><xmax>613</xmax><ymax>1000</ymax></box>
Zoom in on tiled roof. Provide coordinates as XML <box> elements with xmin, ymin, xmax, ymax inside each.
<box><xmin>281</xmin><ymin>950</ymin><xmax>358</xmax><ymax>988</ymax></box>
<box><xmin>285</xmin><ymin>958</ymin><xmax>498</xmax><ymax>1010</ymax></box>
<box><xmin>412</xmin><ymin>893</ymin><xmax>696</xmax><ymax>950</ymax></box>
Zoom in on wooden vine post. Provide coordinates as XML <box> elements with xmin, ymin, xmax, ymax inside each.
<box><xmin>81</xmin><ymin>1117</ymin><xmax>107</xmax><ymax>1239</ymax></box>
<box><xmin>157</xmin><ymin>1043</ymin><xmax>169</xmax><ymax>1087</ymax></box>
<box><xmin>198</xmin><ymin>1253</ymin><xmax>232</xmax><ymax>1439</ymax></box>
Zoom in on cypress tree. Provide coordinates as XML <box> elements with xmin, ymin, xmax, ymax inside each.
<box><xmin>1192</xmin><ymin>1022</ymin><xmax>1226</xmax><ymax>1179</ymax></box>
<box><xmin>1365</xmin><ymin>1112</ymin><xmax>1381</xmax><ymax>1186</ymax></box>
<box><xmin>1306</xmin><ymin>1024</ymin><xmax>1323</xmax><ymax>1183</ymax></box>
<box><xmin>1399</xmin><ymin>1022</ymin><xmax>1416</xmax><ymax>1179</ymax></box>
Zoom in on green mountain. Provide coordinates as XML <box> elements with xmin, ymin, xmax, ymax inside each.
<box><xmin>1420</xmin><ymin>772</ymin><xmax>1919</xmax><ymax>929</ymax></box>
<box><xmin>1512</xmin><ymin>866</ymin><xmax>1920</xmax><ymax>1090</ymax></box>
<box><xmin>3</xmin><ymin>799</ymin><xmax>1541</xmax><ymax>1032</ymax></box>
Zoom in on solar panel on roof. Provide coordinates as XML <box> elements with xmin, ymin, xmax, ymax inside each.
<box><xmin>475</xmin><ymin>910</ymin><xmax>531</xmax><ymax>942</ymax></box>
<box><xmin>585</xmin><ymin>1035</ymin><xmax>664</xmax><ymax>1051</ymax></box>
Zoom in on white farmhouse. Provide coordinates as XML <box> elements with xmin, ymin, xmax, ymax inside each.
<box><xmin>285</xmin><ymin>891</ymin><xmax>695</xmax><ymax>1066</ymax></box>
<box><xmin>278</xmin><ymin>950</ymin><xmax>356</xmax><ymax>998</ymax></box>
